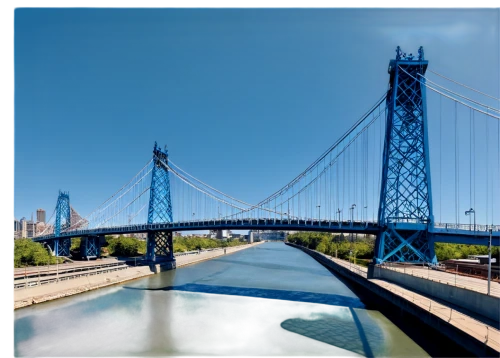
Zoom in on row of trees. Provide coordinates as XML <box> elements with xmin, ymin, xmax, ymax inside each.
<box><xmin>286</xmin><ymin>232</ymin><xmax>500</xmax><ymax>263</ymax></box>
<box><xmin>18</xmin><ymin>232</ymin><xmax>496</xmax><ymax>268</ymax></box>
<box><xmin>286</xmin><ymin>232</ymin><xmax>374</xmax><ymax>263</ymax></box>
<box><xmin>14</xmin><ymin>235</ymin><xmax>248</xmax><ymax>267</ymax></box>
<box><xmin>173</xmin><ymin>236</ymin><xmax>247</xmax><ymax>253</ymax></box>
<box><xmin>434</xmin><ymin>242</ymin><xmax>500</xmax><ymax>261</ymax></box>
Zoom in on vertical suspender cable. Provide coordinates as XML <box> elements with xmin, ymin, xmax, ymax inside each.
<box><xmin>473</xmin><ymin>111</ymin><xmax>476</xmax><ymax>214</ymax></box>
<box><xmin>486</xmin><ymin>111</ymin><xmax>489</xmax><ymax>226</ymax></box>
<box><xmin>455</xmin><ymin>101</ymin><xmax>458</xmax><ymax>225</ymax></box>
<box><xmin>470</xmin><ymin>108</ymin><xmax>472</xmax><ymax>216</ymax></box>
<box><xmin>439</xmin><ymin>96</ymin><xmax>442</xmax><ymax>224</ymax></box>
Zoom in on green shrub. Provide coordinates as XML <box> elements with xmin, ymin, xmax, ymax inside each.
<box><xmin>14</xmin><ymin>239</ymin><xmax>62</xmax><ymax>267</ymax></box>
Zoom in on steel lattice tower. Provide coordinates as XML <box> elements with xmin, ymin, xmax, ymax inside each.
<box><xmin>375</xmin><ymin>46</ymin><xmax>437</xmax><ymax>264</ymax></box>
<box><xmin>146</xmin><ymin>142</ymin><xmax>174</xmax><ymax>262</ymax></box>
<box><xmin>53</xmin><ymin>190</ymin><xmax>71</xmax><ymax>256</ymax></box>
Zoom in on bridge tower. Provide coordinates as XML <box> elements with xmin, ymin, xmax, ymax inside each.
<box><xmin>51</xmin><ymin>190</ymin><xmax>71</xmax><ymax>256</ymax></box>
<box><xmin>375</xmin><ymin>46</ymin><xmax>437</xmax><ymax>264</ymax></box>
<box><xmin>146</xmin><ymin>142</ymin><xmax>174</xmax><ymax>263</ymax></box>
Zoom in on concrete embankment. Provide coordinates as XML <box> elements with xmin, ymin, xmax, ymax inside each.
<box><xmin>371</xmin><ymin>264</ymin><xmax>500</xmax><ymax>323</ymax></box>
<box><xmin>286</xmin><ymin>242</ymin><xmax>500</xmax><ymax>358</ymax></box>
<box><xmin>14</xmin><ymin>242</ymin><xmax>264</xmax><ymax>310</ymax></box>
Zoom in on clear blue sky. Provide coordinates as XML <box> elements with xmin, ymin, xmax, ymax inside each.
<box><xmin>13</xmin><ymin>8</ymin><xmax>500</xmax><ymax>226</ymax></box>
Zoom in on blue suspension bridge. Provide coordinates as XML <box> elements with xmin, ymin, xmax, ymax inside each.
<box><xmin>34</xmin><ymin>47</ymin><xmax>500</xmax><ymax>265</ymax></box>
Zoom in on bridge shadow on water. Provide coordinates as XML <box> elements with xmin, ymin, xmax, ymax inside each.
<box><xmin>123</xmin><ymin>283</ymin><xmax>365</xmax><ymax>308</ymax></box>
<box><xmin>212</xmin><ymin>257</ymin><xmax>333</xmax><ymax>276</ymax></box>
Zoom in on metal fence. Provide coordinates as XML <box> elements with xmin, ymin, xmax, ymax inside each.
<box><xmin>14</xmin><ymin>261</ymin><xmax>129</xmax><ymax>289</ymax></box>
<box><xmin>434</xmin><ymin>223</ymin><xmax>500</xmax><ymax>232</ymax></box>
<box><xmin>380</xmin><ymin>263</ymin><xmax>500</xmax><ymax>297</ymax></box>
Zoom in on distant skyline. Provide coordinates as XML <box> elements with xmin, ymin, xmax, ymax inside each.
<box><xmin>14</xmin><ymin>8</ymin><xmax>500</xmax><ymax>227</ymax></box>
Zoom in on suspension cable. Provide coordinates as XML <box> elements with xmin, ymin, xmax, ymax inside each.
<box><xmin>255</xmin><ymin>92</ymin><xmax>388</xmax><ymax>206</ymax></box>
<box><xmin>398</xmin><ymin>66</ymin><xmax>500</xmax><ymax>120</ymax></box>
<box><xmin>428</xmin><ymin>69</ymin><xmax>500</xmax><ymax>101</ymax></box>
<box><xmin>418</xmin><ymin>73</ymin><xmax>499</xmax><ymax>114</ymax></box>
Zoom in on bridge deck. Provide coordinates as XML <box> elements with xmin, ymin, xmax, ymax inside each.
<box><xmin>34</xmin><ymin>219</ymin><xmax>500</xmax><ymax>246</ymax></box>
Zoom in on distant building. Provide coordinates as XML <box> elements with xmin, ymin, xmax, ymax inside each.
<box><xmin>26</xmin><ymin>221</ymin><xmax>37</xmax><ymax>238</ymax></box>
<box><xmin>14</xmin><ymin>218</ymin><xmax>20</xmax><ymax>232</ymax></box>
<box><xmin>249</xmin><ymin>230</ymin><xmax>287</xmax><ymax>241</ymax></box>
<box><xmin>19</xmin><ymin>217</ymin><xmax>27</xmax><ymax>239</ymax></box>
<box><xmin>14</xmin><ymin>218</ymin><xmax>21</xmax><ymax>239</ymax></box>
<box><xmin>35</xmin><ymin>222</ymin><xmax>46</xmax><ymax>235</ymax></box>
<box><xmin>214</xmin><ymin>230</ymin><xmax>231</xmax><ymax>240</ymax></box>
<box><xmin>36</xmin><ymin>208</ymin><xmax>46</xmax><ymax>223</ymax></box>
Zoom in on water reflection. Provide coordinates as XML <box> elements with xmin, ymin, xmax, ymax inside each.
<box><xmin>14</xmin><ymin>242</ymin><xmax>429</xmax><ymax>357</ymax></box>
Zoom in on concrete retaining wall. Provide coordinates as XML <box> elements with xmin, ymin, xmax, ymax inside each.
<box><xmin>286</xmin><ymin>242</ymin><xmax>498</xmax><ymax>357</ymax></box>
<box><xmin>372</xmin><ymin>266</ymin><xmax>500</xmax><ymax>323</ymax></box>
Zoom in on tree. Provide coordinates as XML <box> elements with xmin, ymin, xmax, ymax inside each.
<box><xmin>106</xmin><ymin>236</ymin><xmax>145</xmax><ymax>257</ymax></box>
<box><xmin>14</xmin><ymin>239</ymin><xmax>62</xmax><ymax>267</ymax></box>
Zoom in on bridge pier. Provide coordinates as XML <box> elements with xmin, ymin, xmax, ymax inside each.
<box><xmin>146</xmin><ymin>231</ymin><xmax>175</xmax><ymax>268</ymax></box>
<box><xmin>375</xmin><ymin>227</ymin><xmax>437</xmax><ymax>264</ymax></box>
<box><xmin>48</xmin><ymin>238</ymin><xmax>71</xmax><ymax>257</ymax></box>
<box><xmin>80</xmin><ymin>235</ymin><xmax>104</xmax><ymax>260</ymax></box>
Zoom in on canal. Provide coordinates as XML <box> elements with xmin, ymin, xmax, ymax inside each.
<box><xmin>14</xmin><ymin>242</ymin><xmax>429</xmax><ymax>356</ymax></box>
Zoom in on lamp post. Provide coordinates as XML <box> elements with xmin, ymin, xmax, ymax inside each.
<box><xmin>465</xmin><ymin>208</ymin><xmax>475</xmax><ymax>231</ymax></box>
<box><xmin>317</xmin><ymin>205</ymin><xmax>321</xmax><ymax>222</ymax></box>
<box><xmin>337</xmin><ymin>208</ymin><xmax>342</xmax><ymax>224</ymax></box>
<box><xmin>364</xmin><ymin>206</ymin><xmax>368</xmax><ymax>225</ymax></box>
<box><xmin>350</xmin><ymin>204</ymin><xmax>356</xmax><ymax>227</ymax></box>
<box><xmin>488</xmin><ymin>227</ymin><xmax>492</xmax><ymax>295</ymax></box>
<box><xmin>192</xmin><ymin>213</ymin><xmax>195</xmax><ymax>222</ymax></box>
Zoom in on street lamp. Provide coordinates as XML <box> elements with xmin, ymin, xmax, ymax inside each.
<box><xmin>317</xmin><ymin>205</ymin><xmax>321</xmax><ymax>221</ymax></box>
<box><xmin>350</xmin><ymin>204</ymin><xmax>356</xmax><ymax>227</ymax></box>
<box><xmin>192</xmin><ymin>213</ymin><xmax>195</xmax><ymax>222</ymax></box>
<box><xmin>364</xmin><ymin>206</ymin><xmax>368</xmax><ymax>225</ymax></box>
<box><xmin>465</xmin><ymin>208</ymin><xmax>475</xmax><ymax>231</ymax></box>
<box><xmin>488</xmin><ymin>227</ymin><xmax>492</xmax><ymax>295</ymax></box>
<box><xmin>337</xmin><ymin>208</ymin><xmax>342</xmax><ymax>223</ymax></box>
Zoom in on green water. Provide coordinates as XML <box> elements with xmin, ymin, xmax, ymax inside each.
<box><xmin>14</xmin><ymin>242</ymin><xmax>428</xmax><ymax>356</ymax></box>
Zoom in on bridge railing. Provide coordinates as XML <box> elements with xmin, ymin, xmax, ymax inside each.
<box><xmin>35</xmin><ymin>219</ymin><xmax>381</xmax><ymax>241</ymax></box>
<box><xmin>34</xmin><ymin>219</ymin><xmax>499</xmax><ymax>242</ymax></box>
<box><xmin>433</xmin><ymin>223</ymin><xmax>500</xmax><ymax>233</ymax></box>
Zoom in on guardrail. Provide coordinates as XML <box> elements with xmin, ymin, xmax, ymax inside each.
<box><xmin>14</xmin><ymin>261</ymin><xmax>129</xmax><ymax>289</ymax></box>
<box><xmin>434</xmin><ymin>223</ymin><xmax>500</xmax><ymax>232</ymax></box>
<box><xmin>379</xmin><ymin>263</ymin><xmax>500</xmax><ymax>297</ymax></box>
